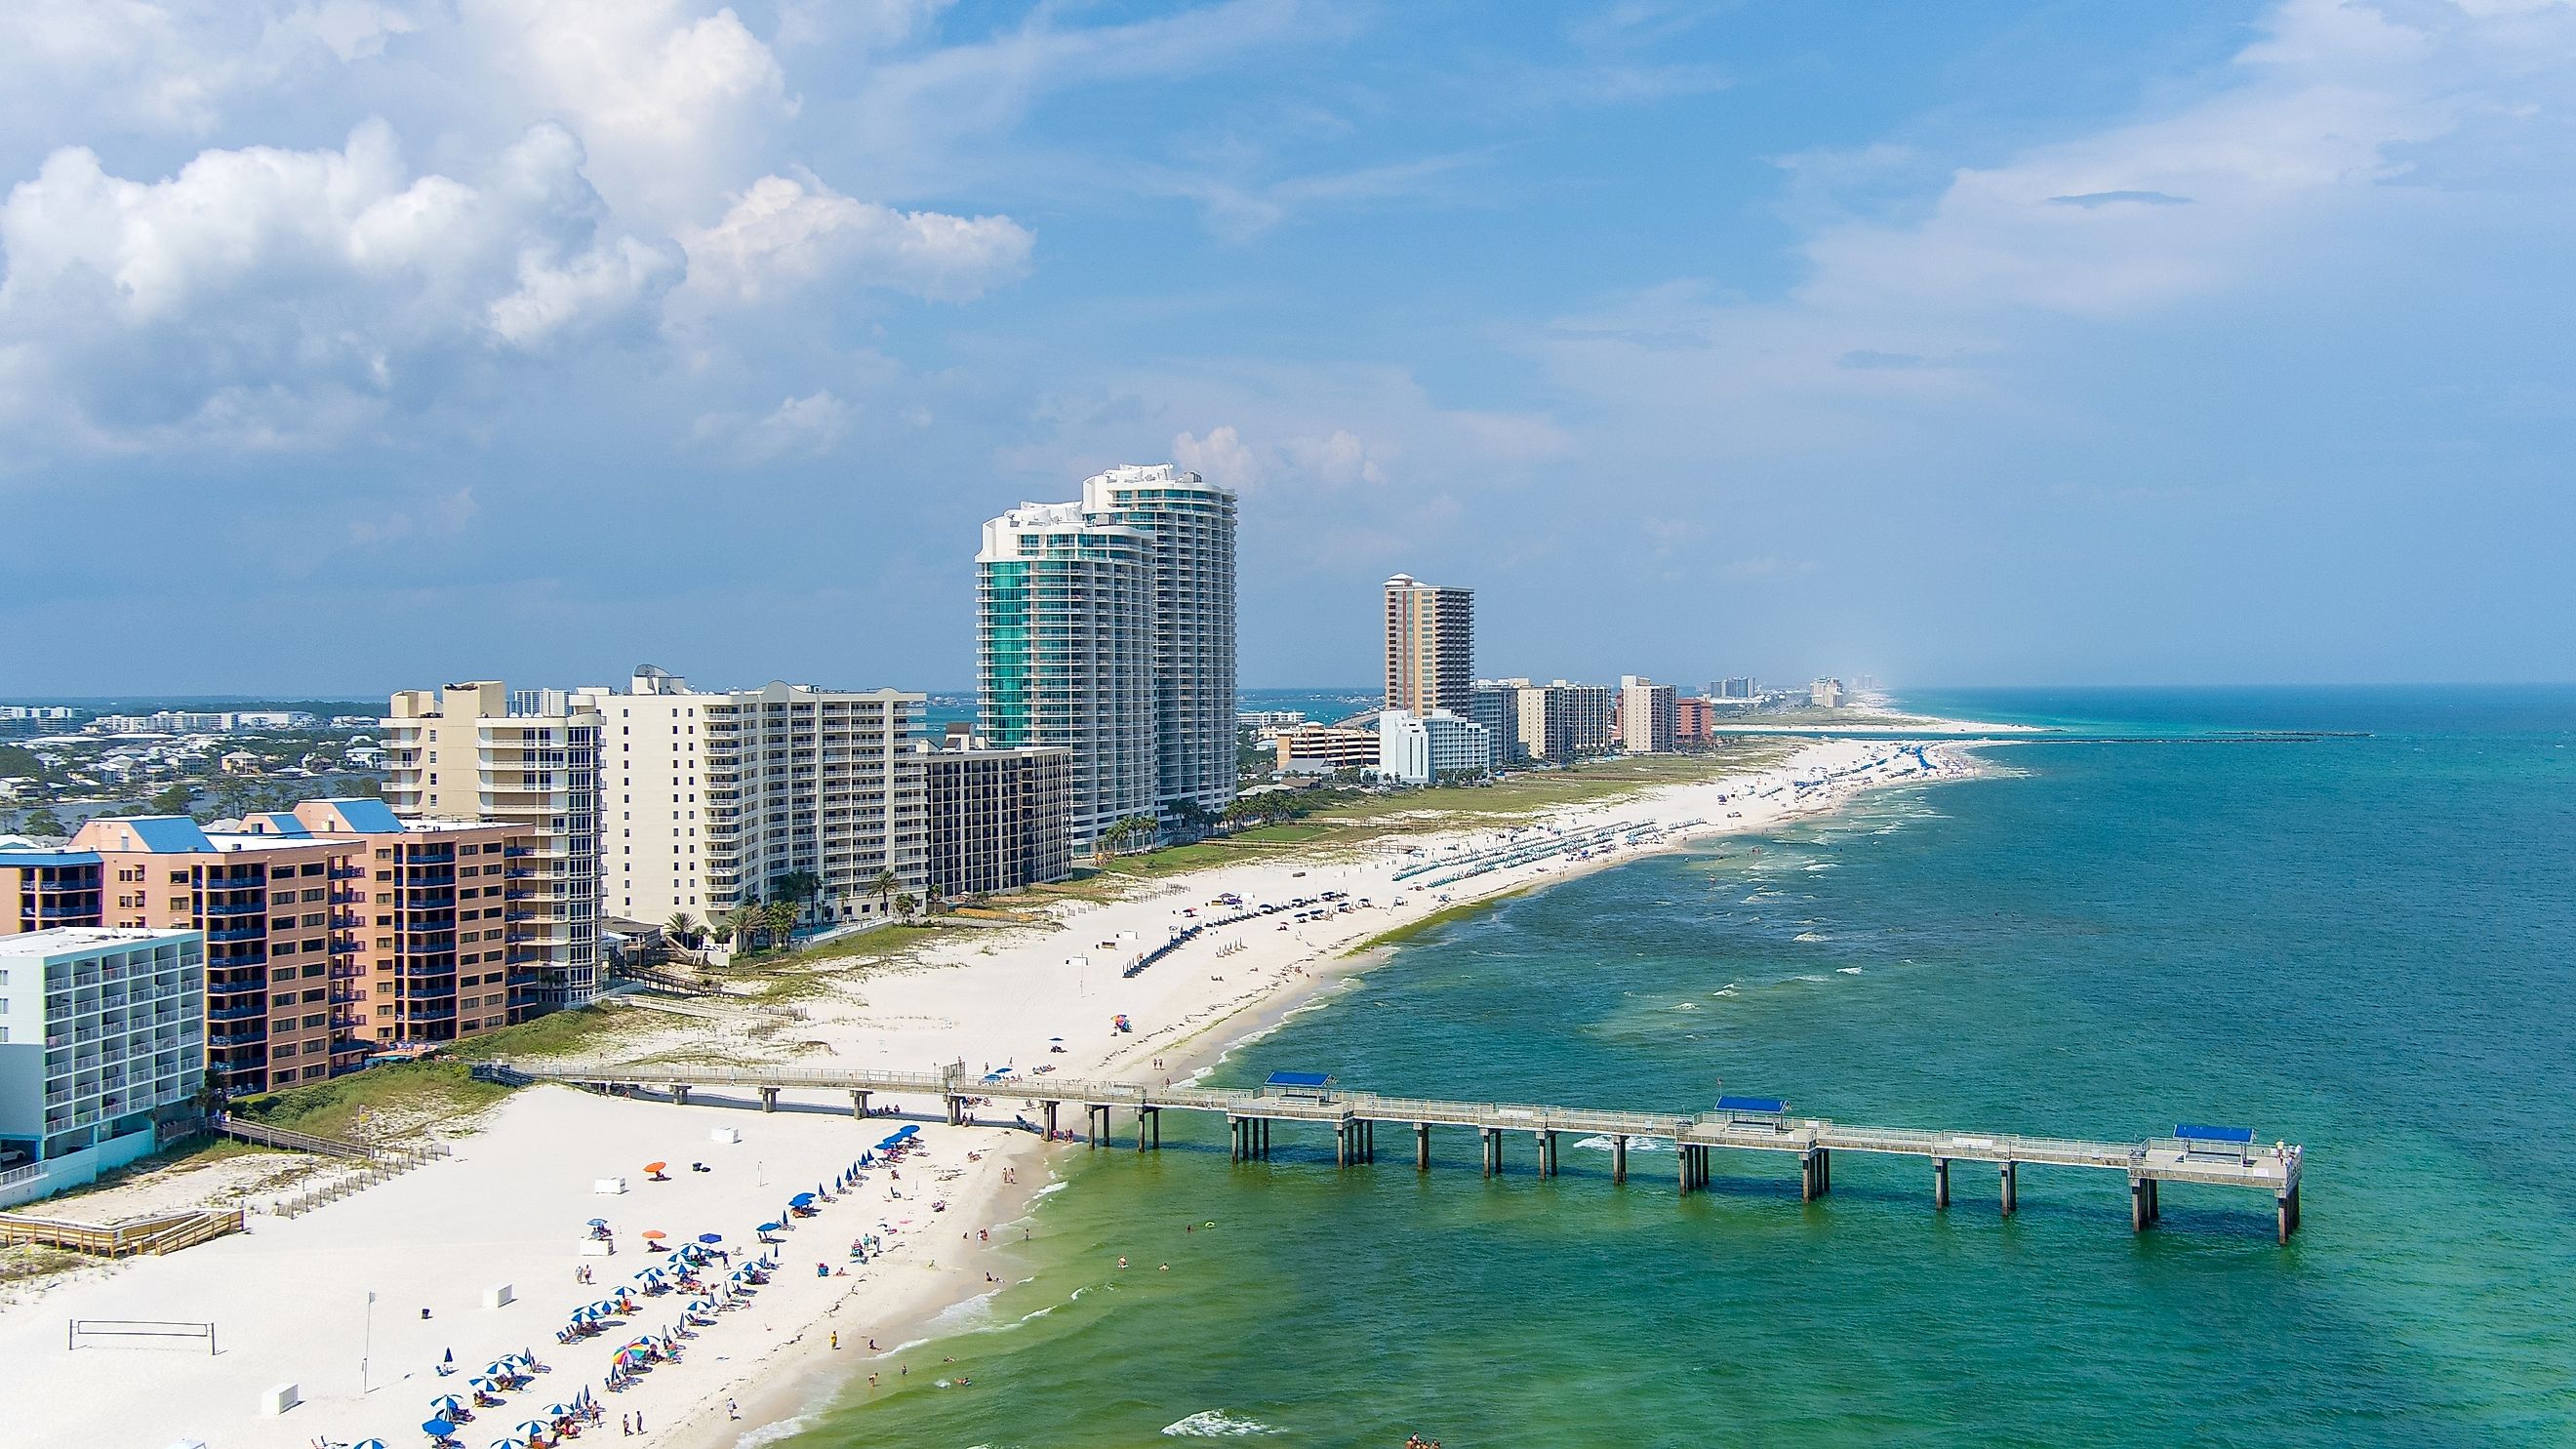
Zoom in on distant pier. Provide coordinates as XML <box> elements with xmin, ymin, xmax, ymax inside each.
<box><xmin>482</xmin><ymin>1060</ymin><xmax>2305</xmax><ymax>1242</ymax></box>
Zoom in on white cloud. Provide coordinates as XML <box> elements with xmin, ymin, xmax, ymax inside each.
<box><xmin>1531</xmin><ymin>0</ymin><xmax>2576</xmax><ymax>459</ymax></box>
<box><xmin>0</xmin><ymin>118</ymin><xmax>673</xmax><ymax>446</ymax></box>
<box><xmin>1172</xmin><ymin>424</ymin><xmax>1262</xmax><ymax>493</ymax></box>
<box><xmin>692</xmin><ymin>388</ymin><xmax>853</xmax><ymax>462</ymax></box>
<box><xmin>459</xmin><ymin>0</ymin><xmax>790</xmax><ymax>224</ymax></box>
<box><xmin>678</xmin><ymin>173</ymin><xmax>1034</xmax><ymax>304</ymax></box>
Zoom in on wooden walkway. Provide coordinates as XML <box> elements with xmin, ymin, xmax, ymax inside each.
<box><xmin>480</xmin><ymin>1060</ymin><xmax>2306</xmax><ymax>1241</ymax></box>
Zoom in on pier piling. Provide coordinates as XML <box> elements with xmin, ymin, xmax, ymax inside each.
<box><xmin>506</xmin><ymin>1060</ymin><xmax>2306</xmax><ymax>1241</ymax></box>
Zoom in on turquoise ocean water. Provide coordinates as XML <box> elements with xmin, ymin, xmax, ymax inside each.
<box><xmin>782</xmin><ymin>688</ymin><xmax>2576</xmax><ymax>1446</ymax></box>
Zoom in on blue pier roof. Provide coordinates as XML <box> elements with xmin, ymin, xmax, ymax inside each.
<box><xmin>1266</xmin><ymin>1071</ymin><xmax>1334</xmax><ymax>1089</ymax></box>
<box><xmin>2176</xmin><ymin>1123</ymin><xmax>2255</xmax><ymax>1144</ymax></box>
<box><xmin>1717</xmin><ymin>1095</ymin><xmax>1788</xmax><ymax>1114</ymax></box>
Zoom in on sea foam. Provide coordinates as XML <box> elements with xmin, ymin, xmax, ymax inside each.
<box><xmin>1163</xmin><ymin>1409</ymin><xmax>1277</xmax><ymax>1436</ymax></box>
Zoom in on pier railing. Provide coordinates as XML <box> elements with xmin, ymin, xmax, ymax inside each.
<box><xmin>485</xmin><ymin>1056</ymin><xmax>2306</xmax><ymax>1240</ymax></box>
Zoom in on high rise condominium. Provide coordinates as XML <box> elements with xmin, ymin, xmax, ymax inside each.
<box><xmin>571</xmin><ymin>666</ymin><xmax>926</xmax><ymax>931</ymax></box>
<box><xmin>1082</xmin><ymin>465</ymin><xmax>1238</xmax><ymax>817</ymax></box>
<box><xmin>978</xmin><ymin>465</ymin><xmax>1237</xmax><ymax>852</ymax></box>
<box><xmin>1383</xmin><ymin>574</ymin><xmax>1475</xmax><ymax>718</ymax></box>
<box><xmin>383</xmin><ymin>682</ymin><xmax>604</xmax><ymax>1009</ymax></box>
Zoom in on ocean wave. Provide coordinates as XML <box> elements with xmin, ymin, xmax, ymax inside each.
<box><xmin>1031</xmin><ymin>1180</ymin><xmax>1068</xmax><ymax>1198</ymax></box>
<box><xmin>732</xmin><ymin>1416</ymin><xmax>813</xmax><ymax>1449</ymax></box>
<box><xmin>1163</xmin><ymin>1409</ymin><xmax>1277</xmax><ymax>1436</ymax></box>
<box><xmin>1836</xmin><ymin>966</ymin><xmax>1863</xmax><ymax>975</ymax></box>
<box><xmin>1792</xmin><ymin>931</ymin><xmax>1830</xmax><ymax>942</ymax></box>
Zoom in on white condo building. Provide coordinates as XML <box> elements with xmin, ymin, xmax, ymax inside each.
<box><xmin>572</xmin><ymin>667</ymin><xmax>927</xmax><ymax>931</ymax></box>
<box><xmin>1082</xmin><ymin>465</ymin><xmax>1239</xmax><ymax>818</ymax></box>
<box><xmin>0</xmin><ymin>927</ymin><xmax>206</xmax><ymax>1208</ymax></box>
<box><xmin>1378</xmin><ymin>709</ymin><xmax>1494</xmax><ymax>785</ymax></box>
<box><xmin>979</xmin><ymin>465</ymin><xmax>1238</xmax><ymax>852</ymax></box>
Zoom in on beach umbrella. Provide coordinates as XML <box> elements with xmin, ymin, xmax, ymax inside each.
<box><xmin>644</xmin><ymin>1160</ymin><xmax>667</xmax><ymax>1173</ymax></box>
<box><xmin>354</xmin><ymin>1441</ymin><xmax>388</xmax><ymax>1449</ymax></box>
<box><xmin>698</xmin><ymin>1232</ymin><xmax>722</xmax><ymax>1243</ymax></box>
<box><xmin>516</xmin><ymin>1421</ymin><xmax>551</xmax><ymax>1436</ymax></box>
<box><xmin>469</xmin><ymin>1376</ymin><xmax>500</xmax><ymax>1391</ymax></box>
<box><xmin>430</xmin><ymin>1394</ymin><xmax>464</xmax><ymax>1413</ymax></box>
<box><xmin>789</xmin><ymin>1192</ymin><xmax>815</xmax><ymax>1206</ymax></box>
<box><xmin>757</xmin><ymin>1221</ymin><xmax>782</xmax><ymax>1232</ymax></box>
<box><xmin>586</xmin><ymin>1218</ymin><xmax>608</xmax><ymax>1228</ymax></box>
<box><xmin>640</xmin><ymin>1229</ymin><xmax>667</xmax><ymax>1241</ymax></box>
<box><xmin>423</xmin><ymin>1420</ymin><xmax>456</xmax><ymax>1436</ymax></box>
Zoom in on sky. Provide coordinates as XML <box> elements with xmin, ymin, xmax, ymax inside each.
<box><xmin>2</xmin><ymin>0</ymin><xmax>2572</xmax><ymax>695</ymax></box>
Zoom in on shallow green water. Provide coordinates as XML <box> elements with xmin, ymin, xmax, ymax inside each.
<box><xmin>774</xmin><ymin>688</ymin><xmax>2576</xmax><ymax>1447</ymax></box>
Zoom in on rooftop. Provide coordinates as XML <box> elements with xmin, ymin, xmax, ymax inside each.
<box><xmin>0</xmin><ymin>926</ymin><xmax>202</xmax><ymax>958</ymax></box>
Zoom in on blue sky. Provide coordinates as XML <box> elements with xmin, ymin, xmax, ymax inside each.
<box><xmin>2</xmin><ymin>0</ymin><xmax>2570</xmax><ymax>694</ymax></box>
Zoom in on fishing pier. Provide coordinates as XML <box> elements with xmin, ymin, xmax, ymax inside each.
<box><xmin>481</xmin><ymin>1060</ymin><xmax>2305</xmax><ymax>1242</ymax></box>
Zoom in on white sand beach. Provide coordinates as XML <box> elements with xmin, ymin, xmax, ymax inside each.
<box><xmin>0</xmin><ymin>739</ymin><xmax>1976</xmax><ymax>1449</ymax></box>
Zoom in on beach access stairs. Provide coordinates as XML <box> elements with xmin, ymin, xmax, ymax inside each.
<box><xmin>211</xmin><ymin>1113</ymin><xmax>452</xmax><ymax>1219</ymax></box>
<box><xmin>0</xmin><ymin>1206</ymin><xmax>244</xmax><ymax>1258</ymax></box>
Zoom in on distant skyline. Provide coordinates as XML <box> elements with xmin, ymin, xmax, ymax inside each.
<box><xmin>4</xmin><ymin>1</ymin><xmax>2572</xmax><ymax>693</ymax></box>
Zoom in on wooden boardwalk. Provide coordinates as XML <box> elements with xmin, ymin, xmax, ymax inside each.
<box><xmin>480</xmin><ymin>1059</ymin><xmax>2305</xmax><ymax>1241</ymax></box>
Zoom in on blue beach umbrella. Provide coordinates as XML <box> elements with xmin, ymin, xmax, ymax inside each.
<box><xmin>698</xmin><ymin>1231</ymin><xmax>722</xmax><ymax>1243</ymax></box>
<box><xmin>423</xmin><ymin>1419</ymin><xmax>456</xmax><ymax>1435</ymax></box>
<box><xmin>516</xmin><ymin>1420</ymin><xmax>551</xmax><ymax>1436</ymax></box>
<box><xmin>756</xmin><ymin>1220</ymin><xmax>782</xmax><ymax>1232</ymax></box>
<box><xmin>789</xmin><ymin>1192</ymin><xmax>815</xmax><ymax>1205</ymax></box>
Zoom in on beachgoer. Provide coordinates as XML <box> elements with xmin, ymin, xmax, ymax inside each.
<box><xmin>831</xmin><ymin>1331</ymin><xmax>839</xmax><ymax>1349</ymax></box>
<box><xmin>621</xmin><ymin>1414</ymin><xmax>630</xmax><ymax>1436</ymax></box>
<box><xmin>728</xmin><ymin>1401</ymin><xmax>739</xmax><ymax>1420</ymax></box>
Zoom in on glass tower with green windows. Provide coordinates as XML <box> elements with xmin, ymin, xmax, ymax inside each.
<box><xmin>976</xmin><ymin>501</ymin><xmax>1157</xmax><ymax>854</ymax></box>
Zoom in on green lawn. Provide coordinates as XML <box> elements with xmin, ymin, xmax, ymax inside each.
<box><xmin>445</xmin><ymin>1004</ymin><xmax>648</xmax><ymax>1062</ymax></box>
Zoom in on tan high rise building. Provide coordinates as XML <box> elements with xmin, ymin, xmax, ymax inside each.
<box><xmin>1384</xmin><ymin>574</ymin><xmax>1475</xmax><ymax>718</ymax></box>
<box><xmin>383</xmin><ymin>682</ymin><xmax>604</xmax><ymax>1010</ymax></box>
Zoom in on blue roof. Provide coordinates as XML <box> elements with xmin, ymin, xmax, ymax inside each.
<box><xmin>124</xmin><ymin>817</ymin><xmax>214</xmax><ymax>853</ymax></box>
<box><xmin>1266</xmin><ymin>1071</ymin><xmax>1334</xmax><ymax>1088</ymax></box>
<box><xmin>254</xmin><ymin>814</ymin><xmax>312</xmax><ymax>837</ymax></box>
<box><xmin>2176</xmin><ymin>1123</ymin><xmax>2255</xmax><ymax>1144</ymax></box>
<box><xmin>1717</xmin><ymin>1095</ymin><xmax>1788</xmax><ymax>1114</ymax></box>
<box><xmin>321</xmin><ymin>797</ymin><xmax>404</xmax><ymax>833</ymax></box>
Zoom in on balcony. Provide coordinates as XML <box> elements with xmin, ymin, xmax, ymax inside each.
<box><xmin>329</xmin><ymin>865</ymin><xmax>364</xmax><ymax>879</ymax></box>
<box><xmin>206</xmin><ymin>924</ymin><xmax>266</xmax><ymax>944</ymax></box>
<box><xmin>202</xmin><ymin>900</ymin><xmax>266</xmax><ymax>917</ymax></box>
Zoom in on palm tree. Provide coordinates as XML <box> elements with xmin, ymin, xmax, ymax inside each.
<box><xmin>868</xmin><ymin>867</ymin><xmax>900</xmax><ymax>919</ymax></box>
<box><xmin>725</xmin><ymin>899</ymin><xmax>769</xmax><ymax>953</ymax></box>
<box><xmin>763</xmin><ymin>900</ymin><xmax>799</xmax><ymax>950</ymax></box>
<box><xmin>893</xmin><ymin>892</ymin><xmax>918</xmax><ymax>922</ymax></box>
<box><xmin>664</xmin><ymin>911</ymin><xmax>700</xmax><ymax>952</ymax></box>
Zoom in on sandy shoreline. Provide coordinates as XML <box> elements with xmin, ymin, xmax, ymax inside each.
<box><xmin>0</xmin><ymin>737</ymin><xmax>1983</xmax><ymax>1449</ymax></box>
